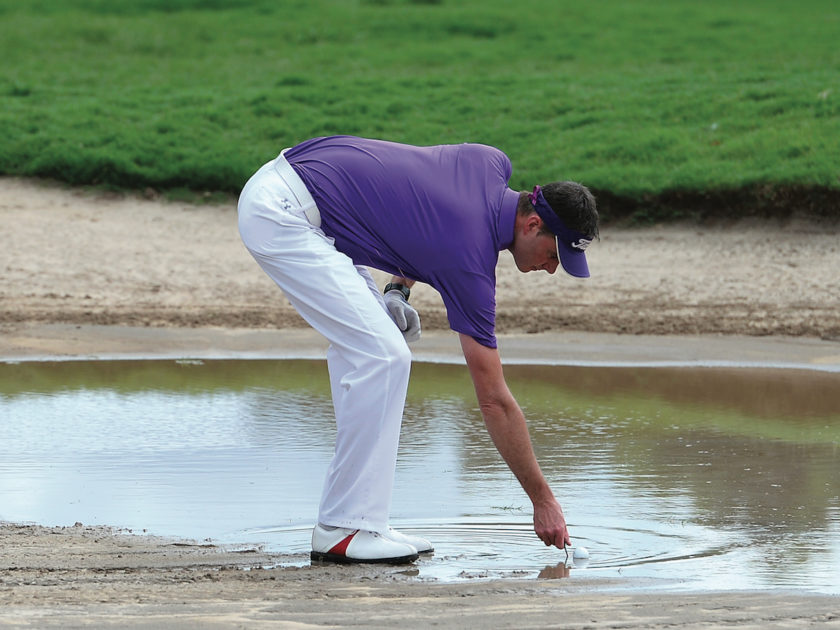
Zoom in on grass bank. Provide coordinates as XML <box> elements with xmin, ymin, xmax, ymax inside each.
<box><xmin>1</xmin><ymin>0</ymin><xmax>838</xmax><ymax>220</ymax></box>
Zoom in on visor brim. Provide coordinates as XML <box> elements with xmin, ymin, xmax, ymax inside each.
<box><xmin>556</xmin><ymin>236</ymin><xmax>590</xmax><ymax>278</ymax></box>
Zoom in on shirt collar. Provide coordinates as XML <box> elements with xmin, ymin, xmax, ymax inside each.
<box><xmin>497</xmin><ymin>187</ymin><xmax>520</xmax><ymax>251</ymax></box>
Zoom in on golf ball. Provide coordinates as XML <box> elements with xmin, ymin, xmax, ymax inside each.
<box><xmin>573</xmin><ymin>546</ymin><xmax>590</xmax><ymax>559</ymax></box>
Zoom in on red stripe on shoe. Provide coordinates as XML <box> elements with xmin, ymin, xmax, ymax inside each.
<box><xmin>328</xmin><ymin>530</ymin><xmax>358</xmax><ymax>557</ymax></box>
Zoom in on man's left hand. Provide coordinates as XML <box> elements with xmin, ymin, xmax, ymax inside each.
<box><xmin>384</xmin><ymin>289</ymin><xmax>421</xmax><ymax>342</ymax></box>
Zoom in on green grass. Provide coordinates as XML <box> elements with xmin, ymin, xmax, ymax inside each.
<box><xmin>1</xmin><ymin>0</ymin><xmax>838</xmax><ymax>219</ymax></box>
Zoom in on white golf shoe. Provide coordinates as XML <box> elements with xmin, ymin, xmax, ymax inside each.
<box><xmin>386</xmin><ymin>527</ymin><xmax>434</xmax><ymax>554</ymax></box>
<box><xmin>310</xmin><ymin>525</ymin><xmax>419</xmax><ymax>564</ymax></box>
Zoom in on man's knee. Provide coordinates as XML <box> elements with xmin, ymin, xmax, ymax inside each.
<box><xmin>375</xmin><ymin>333</ymin><xmax>412</xmax><ymax>374</ymax></box>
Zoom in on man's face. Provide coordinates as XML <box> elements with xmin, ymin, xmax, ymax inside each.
<box><xmin>511</xmin><ymin>215</ymin><xmax>560</xmax><ymax>274</ymax></box>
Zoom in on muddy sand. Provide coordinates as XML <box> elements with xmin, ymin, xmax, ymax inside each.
<box><xmin>1</xmin><ymin>177</ymin><xmax>839</xmax><ymax>628</ymax></box>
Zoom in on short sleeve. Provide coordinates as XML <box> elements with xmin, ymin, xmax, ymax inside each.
<box><xmin>432</xmin><ymin>270</ymin><xmax>497</xmax><ymax>348</ymax></box>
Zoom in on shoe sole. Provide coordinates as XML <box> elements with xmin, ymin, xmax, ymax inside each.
<box><xmin>310</xmin><ymin>550</ymin><xmax>419</xmax><ymax>565</ymax></box>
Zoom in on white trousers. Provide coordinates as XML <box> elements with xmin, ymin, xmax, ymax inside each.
<box><xmin>237</xmin><ymin>153</ymin><xmax>412</xmax><ymax>534</ymax></box>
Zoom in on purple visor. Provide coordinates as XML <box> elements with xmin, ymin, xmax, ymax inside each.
<box><xmin>529</xmin><ymin>185</ymin><xmax>593</xmax><ymax>278</ymax></box>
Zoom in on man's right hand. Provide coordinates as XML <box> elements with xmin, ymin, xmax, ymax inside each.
<box><xmin>533</xmin><ymin>498</ymin><xmax>571</xmax><ymax>549</ymax></box>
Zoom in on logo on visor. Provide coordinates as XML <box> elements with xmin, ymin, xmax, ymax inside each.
<box><xmin>570</xmin><ymin>238</ymin><xmax>593</xmax><ymax>251</ymax></box>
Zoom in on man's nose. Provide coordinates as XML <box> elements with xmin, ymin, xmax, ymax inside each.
<box><xmin>545</xmin><ymin>259</ymin><xmax>559</xmax><ymax>274</ymax></box>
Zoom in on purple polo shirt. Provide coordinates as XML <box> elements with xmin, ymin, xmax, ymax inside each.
<box><xmin>285</xmin><ymin>136</ymin><xmax>521</xmax><ymax>348</ymax></box>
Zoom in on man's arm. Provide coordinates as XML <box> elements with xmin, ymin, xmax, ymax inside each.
<box><xmin>388</xmin><ymin>275</ymin><xmax>415</xmax><ymax>288</ymax></box>
<box><xmin>459</xmin><ymin>333</ymin><xmax>570</xmax><ymax>549</ymax></box>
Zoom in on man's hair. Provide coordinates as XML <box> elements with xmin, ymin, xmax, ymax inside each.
<box><xmin>518</xmin><ymin>181</ymin><xmax>599</xmax><ymax>239</ymax></box>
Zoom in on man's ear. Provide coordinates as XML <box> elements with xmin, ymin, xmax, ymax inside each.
<box><xmin>525</xmin><ymin>213</ymin><xmax>542</xmax><ymax>234</ymax></box>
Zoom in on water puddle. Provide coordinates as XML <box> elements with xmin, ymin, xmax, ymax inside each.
<box><xmin>1</xmin><ymin>358</ymin><xmax>838</xmax><ymax>592</ymax></box>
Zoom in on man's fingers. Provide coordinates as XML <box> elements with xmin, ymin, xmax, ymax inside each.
<box><xmin>405</xmin><ymin>308</ymin><xmax>419</xmax><ymax>328</ymax></box>
<box><xmin>387</xmin><ymin>303</ymin><xmax>408</xmax><ymax>330</ymax></box>
<box><xmin>384</xmin><ymin>291</ymin><xmax>421</xmax><ymax>341</ymax></box>
<box><xmin>533</xmin><ymin>501</ymin><xmax>569</xmax><ymax>551</ymax></box>
<box><xmin>537</xmin><ymin>526</ymin><xmax>569</xmax><ymax>549</ymax></box>
<box><xmin>405</xmin><ymin>309</ymin><xmax>420</xmax><ymax>331</ymax></box>
<box><xmin>403</xmin><ymin>310</ymin><xmax>421</xmax><ymax>342</ymax></box>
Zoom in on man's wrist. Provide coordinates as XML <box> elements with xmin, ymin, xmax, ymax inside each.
<box><xmin>384</xmin><ymin>282</ymin><xmax>410</xmax><ymax>302</ymax></box>
<box><xmin>528</xmin><ymin>482</ymin><xmax>557</xmax><ymax>507</ymax></box>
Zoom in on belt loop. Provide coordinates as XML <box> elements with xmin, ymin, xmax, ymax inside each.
<box><xmin>273</xmin><ymin>150</ymin><xmax>321</xmax><ymax>228</ymax></box>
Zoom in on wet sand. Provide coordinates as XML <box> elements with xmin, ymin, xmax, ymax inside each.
<box><xmin>4</xmin><ymin>323</ymin><xmax>840</xmax><ymax>371</ymax></box>
<box><xmin>2</xmin><ymin>177</ymin><xmax>840</xmax><ymax>627</ymax></box>
<box><xmin>2</xmin><ymin>524</ymin><xmax>839</xmax><ymax>629</ymax></box>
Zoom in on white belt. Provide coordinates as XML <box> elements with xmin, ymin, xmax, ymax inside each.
<box><xmin>273</xmin><ymin>149</ymin><xmax>321</xmax><ymax>228</ymax></box>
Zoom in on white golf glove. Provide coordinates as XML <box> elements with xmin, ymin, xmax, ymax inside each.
<box><xmin>384</xmin><ymin>288</ymin><xmax>421</xmax><ymax>343</ymax></box>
